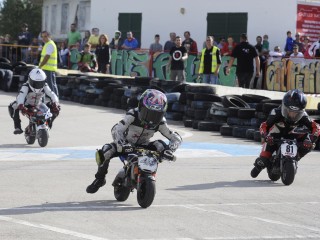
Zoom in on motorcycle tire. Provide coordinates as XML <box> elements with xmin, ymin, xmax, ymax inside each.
<box><xmin>137</xmin><ymin>177</ymin><xmax>156</xmax><ymax>208</ymax></box>
<box><xmin>38</xmin><ymin>129</ymin><xmax>49</xmax><ymax>147</ymax></box>
<box><xmin>25</xmin><ymin>135</ymin><xmax>36</xmax><ymax>145</ymax></box>
<box><xmin>267</xmin><ymin>167</ymin><xmax>281</xmax><ymax>182</ymax></box>
<box><xmin>281</xmin><ymin>161</ymin><xmax>296</xmax><ymax>186</ymax></box>
<box><xmin>113</xmin><ymin>175</ymin><xmax>131</xmax><ymax>202</ymax></box>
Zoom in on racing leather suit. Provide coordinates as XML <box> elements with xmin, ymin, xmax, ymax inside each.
<box><xmin>8</xmin><ymin>83</ymin><xmax>59</xmax><ymax>129</ymax></box>
<box><xmin>255</xmin><ymin>106</ymin><xmax>320</xmax><ymax>168</ymax></box>
<box><xmin>94</xmin><ymin>108</ymin><xmax>182</xmax><ymax>180</ymax></box>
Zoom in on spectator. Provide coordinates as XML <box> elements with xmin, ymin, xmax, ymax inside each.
<box><xmin>284</xmin><ymin>30</ymin><xmax>294</xmax><ymax>56</ymax></box>
<box><xmin>308</xmin><ymin>34</ymin><xmax>320</xmax><ymax>58</ymax></box>
<box><xmin>198</xmin><ymin>36</ymin><xmax>221</xmax><ymax>85</ymax></box>
<box><xmin>95</xmin><ymin>34</ymin><xmax>110</xmax><ymax>74</ymax></box>
<box><xmin>149</xmin><ymin>34</ymin><xmax>163</xmax><ymax>54</ymax></box>
<box><xmin>39</xmin><ymin>31</ymin><xmax>59</xmax><ymax>96</ymax></box>
<box><xmin>221</xmin><ymin>36</ymin><xmax>237</xmax><ymax>56</ymax></box>
<box><xmin>302</xmin><ymin>36</ymin><xmax>312</xmax><ymax>59</ymax></box>
<box><xmin>28</xmin><ymin>37</ymin><xmax>41</xmax><ymax>65</ymax></box>
<box><xmin>255</xmin><ymin>35</ymin><xmax>263</xmax><ymax>54</ymax></box>
<box><xmin>226</xmin><ymin>33</ymin><xmax>260</xmax><ymax>89</ymax></box>
<box><xmin>88</xmin><ymin>28</ymin><xmax>100</xmax><ymax>51</ymax></box>
<box><xmin>80</xmin><ymin>30</ymin><xmax>91</xmax><ymax>51</ymax></box>
<box><xmin>290</xmin><ymin>44</ymin><xmax>304</xmax><ymax>58</ymax></box>
<box><xmin>202</xmin><ymin>35</ymin><xmax>218</xmax><ymax>49</ymax></box>
<box><xmin>262</xmin><ymin>34</ymin><xmax>269</xmax><ymax>51</ymax></box>
<box><xmin>69</xmin><ymin>43</ymin><xmax>80</xmax><ymax>70</ymax></box>
<box><xmin>2</xmin><ymin>34</ymin><xmax>11</xmax><ymax>59</ymax></box>
<box><xmin>77</xmin><ymin>43</ymin><xmax>97</xmax><ymax>72</ymax></box>
<box><xmin>217</xmin><ymin>37</ymin><xmax>226</xmax><ymax>49</ymax></box>
<box><xmin>269</xmin><ymin>46</ymin><xmax>284</xmax><ymax>60</ymax></box>
<box><xmin>164</xmin><ymin>32</ymin><xmax>176</xmax><ymax>52</ymax></box>
<box><xmin>182</xmin><ymin>31</ymin><xmax>198</xmax><ymax>54</ymax></box>
<box><xmin>17</xmin><ymin>23</ymin><xmax>32</xmax><ymax>62</ymax></box>
<box><xmin>167</xmin><ymin>36</ymin><xmax>188</xmax><ymax>82</ymax></box>
<box><xmin>58</xmin><ymin>40</ymin><xmax>69</xmax><ymax>68</ymax></box>
<box><xmin>122</xmin><ymin>31</ymin><xmax>139</xmax><ymax>50</ymax></box>
<box><xmin>67</xmin><ymin>23</ymin><xmax>81</xmax><ymax>47</ymax></box>
<box><xmin>109</xmin><ymin>30</ymin><xmax>123</xmax><ymax>50</ymax></box>
<box><xmin>293</xmin><ymin>32</ymin><xmax>303</xmax><ymax>52</ymax></box>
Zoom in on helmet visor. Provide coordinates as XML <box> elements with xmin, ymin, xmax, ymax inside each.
<box><xmin>29</xmin><ymin>79</ymin><xmax>45</xmax><ymax>89</ymax></box>
<box><xmin>139</xmin><ymin>106</ymin><xmax>164</xmax><ymax>127</ymax></box>
<box><xmin>281</xmin><ymin>103</ymin><xmax>304</xmax><ymax>123</ymax></box>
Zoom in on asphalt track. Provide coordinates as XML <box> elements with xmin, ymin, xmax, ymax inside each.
<box><xmin>0</xmin><ymin>91</ymin><xmax>320</xmax><ymax>240</ymax></box>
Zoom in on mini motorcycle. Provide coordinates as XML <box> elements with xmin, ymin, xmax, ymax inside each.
<box><xmin>265</xmin><ymin>126</ymin><xmax>313</xmax><ymax>186</ymax></box>
<box><xmin>112</xmin><ymin>148</ymin><xmax>175</xmax><ymax>208</ymax></box>
<box><xmin>25</xmin><ymin>103</ymin><xmax>52</xmax><ymax>147</ymax></box>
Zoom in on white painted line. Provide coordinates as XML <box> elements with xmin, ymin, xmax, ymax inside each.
<box><xmin>203</xmin><ymin>235</ymin><xmax>320</xmax><ymax>240</ymax></box>
<box><xmin>0</xmin><ymin>216</ymin><xmax>109</xmax><ymax>240</ymax></box>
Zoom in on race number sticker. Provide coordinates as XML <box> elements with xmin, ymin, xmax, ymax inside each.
<box><xmin>281</xmin><ymin>143</ymin><xmax>298</xmax><ymax>157</ymax></box>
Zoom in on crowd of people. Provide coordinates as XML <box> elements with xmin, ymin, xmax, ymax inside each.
<box><xmin>1</xmin><ymin>23</ymin><xmax>320</xmax><ymax>88</ymax></box>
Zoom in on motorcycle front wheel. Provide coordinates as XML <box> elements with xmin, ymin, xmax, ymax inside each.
<box><xmin>38</xmin><ymin>129</ymin><xmax>49</xmax><ymax>147</ymax></box>
<box><xmin>281</xmin><ymin>161</ymin><xmax>296</xmax><ymax>186</ymax></box>
<box><xmin>137</xmin><ymin>177</ymin><xmax>156</xmax><ymax>208</ymax></box>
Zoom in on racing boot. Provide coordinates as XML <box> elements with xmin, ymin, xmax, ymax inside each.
<box><xmin>86</xmin><ymin>177</ymin><xmax>106</xmax><ymax>194</ymax></box>
<box><xmin>13</xmin><ymin>109</ymin><xmax>23</xmax><ymax>135</ymax></box>
<box><xmin>251</xmin><ymin>157</ymin><xmax>269</xmax><ymax>178</ymax></box>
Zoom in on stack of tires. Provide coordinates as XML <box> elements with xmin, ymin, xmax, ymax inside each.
<box><xmin>182</xmin><ymin>85</ymin><xmax>220</xmax><ymax>129</ymax></box>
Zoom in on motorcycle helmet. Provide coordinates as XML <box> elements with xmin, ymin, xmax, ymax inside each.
<box><xmin>281</xmin><ymin>89</ymin><xmax>307</xmax><ymax>124</ymax></box>
<box><xmin>28</xmin><ymin>68</ymin><xmax>47</xmax><ymax>93</ymax></box>
<box><xmin>138</xmin><ymin>89</ymin><xmax>168</xmax><ymax>128</ymax></box>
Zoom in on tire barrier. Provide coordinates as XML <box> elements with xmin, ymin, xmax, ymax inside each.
<box><xmin>5</xmin><ymin>72</ymin><xmax>319</xmax><ymax>149</ymax></box>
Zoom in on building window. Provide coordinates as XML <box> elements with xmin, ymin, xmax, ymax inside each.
<box><xmin>77</xmin><ymin>1</ymin><xmax>91</xmax><ymax>31</ymax></box>
<box><xmin>50</xmin><ymin>5</ymin><xmax>57</xmax><ymax>34</ymax></box>
<box><xmin>61</xmin><ymin>3</ymin><xmax>69</xmax><ymax>34</ymax></box>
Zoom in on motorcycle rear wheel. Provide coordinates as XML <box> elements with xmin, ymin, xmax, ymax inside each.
<box><xmin>267</xmin><ymin>166</ymin><xmax>281</xmax><ymax>182</ymax></box>
<box><xmin>137</xmin><ymin>177</ymin><xmax>156</xmax><ymax>208</ymax></box>
<box><xmin>113</xmin><ymin>174</ymin><xmax>131</xmax><ymax>202</ymax></box>
<box><xmin>25</xmin><ymin>135</ymin><xmax>36</xmax><ymax>145</ymax></box>
<box><xmin>38</xmin><ymin>129</ymin><xmax>49</xmax><ymax>147</ymax></box>
<box><xmin>281</xmin><ymin>161</ymin><xmax>296</xmax><ymax>186</ymax></box>
<box><xmin>25</xmin><ymin>125</ymin><xmax>36</xmax><ymax>145</ymax></box>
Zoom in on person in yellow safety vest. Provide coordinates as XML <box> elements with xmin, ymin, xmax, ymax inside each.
<box><xmin>198</xmin><ymin>36</ymin><xmax>222</xmax><ymax>84</ymax></box>
<box><xmin>38</xmin><ymin>31</ymin><xmax>59</xmax><ymax>97</ymax></box>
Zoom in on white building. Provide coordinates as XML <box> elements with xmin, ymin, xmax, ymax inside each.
<box><xmin>43</xmin><ymin>0</ymin><xmax>320</xmax><ymax>50</ymax></box>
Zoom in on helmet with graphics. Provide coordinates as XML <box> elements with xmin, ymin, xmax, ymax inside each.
<box><xmin>281</xmin><ymin>89</ymin><xmax>307</xmax><ymax>124</ymax></box>
<box><xmin>28</xmin><ymin>68</ymin><xmax>47</xmax><ymax>93</ymax></box>
<box><xmin>138</xmin><ymin>89</ymin><xmax>168</xmax><ymax>128</ymax></box>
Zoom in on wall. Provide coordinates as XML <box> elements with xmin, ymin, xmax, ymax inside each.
<box><xmin>91</xmin><ymin>0</ymin><xmax>296</xmax><ymax>50</ymax></box>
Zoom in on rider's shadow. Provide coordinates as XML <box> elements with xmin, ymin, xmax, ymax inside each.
<box><xmin>166</xmin><ymin>180</ymin><xmax>281</xmax><ymax>191</ymax></box>
<box><xmin>0</xmin><ymin>200</ymin><xmax>142</xmax><ymax>216</ymax></box>
<box><xmin>0</xmin><ymin>144</ymin><xmax>35</xmax><ymax>148</ymax></box>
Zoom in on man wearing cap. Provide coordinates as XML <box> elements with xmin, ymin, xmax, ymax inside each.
<box><xmin>109</xmin><ymin>30</ymin><xmax>123</xmax><ymax>50</ymax></box>
<box><xmin>17</xmin><ymin>23</ymin><xmax>32</xmax><ymax>62</ymax></box>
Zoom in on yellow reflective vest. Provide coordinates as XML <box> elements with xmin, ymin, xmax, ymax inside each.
<box><xmin>199</xmin><ymin>46</ymin><xmax>219</xmax><ymax>74</ymax></box>
<box><xmin>40</xmin><ymin>40</ymin><xmax>57</xmax><ymax>71</ymax></box>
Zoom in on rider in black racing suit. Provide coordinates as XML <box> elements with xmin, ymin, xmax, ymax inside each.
<box><xmin>86</xmin><ymin>89</ymin><xmax>182</xmax><ymax>194</ymax></box>
<box><xmin>251</xmin><ymin>89</ymin><xmax>320</xmax><ymax>178</ymax></box>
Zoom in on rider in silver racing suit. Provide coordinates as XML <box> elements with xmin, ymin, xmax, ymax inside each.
<box><xmin>86</xmin><ymin>89</ymin><xmax>182</xmax><ymax>194</ymax></box>
<box><xmin>8</xmin><ymin>69</ymin><xmax>60</xmax><ymax>134</ymax></box>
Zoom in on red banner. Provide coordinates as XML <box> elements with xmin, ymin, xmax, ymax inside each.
<box><xmin>297</xmin><ymin>4</ymin><xmax>320</xmax><ymax>42</ymax></box>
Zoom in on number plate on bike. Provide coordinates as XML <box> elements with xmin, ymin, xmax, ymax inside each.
<box><xmin>138</xmin><ymin>156</ymin><xmax>158</xmax><ymax>172</ymax></box>
<box><xmin>281</xmin><ymin>143</ymin><xmax>297</xmax><ymax>157</ymax></box>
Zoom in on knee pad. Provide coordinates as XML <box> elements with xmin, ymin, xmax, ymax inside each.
<box><xmin>254</xmin><ymin>157</ymin><xmax>270</xmax><ymax>169</ymax></box>
<box><xmin>95</xmin><ymin>149</ymin><xmax>105</xmax><ymax>166</ymax></box>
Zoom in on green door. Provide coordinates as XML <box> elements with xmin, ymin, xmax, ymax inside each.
<box><xmin>118</xmin><ymin>13</ymin><xmax>142</xmax><ymax>47</ymax></box>
<box><xmin>207</xmin><ymin>13</ymin><xmax>248</xmax><ymax>43</ymax></box>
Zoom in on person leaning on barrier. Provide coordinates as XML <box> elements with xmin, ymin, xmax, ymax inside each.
<box><xmin>109</xmin><ymin>30</ymin><xmax>123</xmax><ymax>50</ymax></box>
<box><xmin>38</xmin><ymin>31</ymin><xmax>59</xmax><ymax>97</ymax></box>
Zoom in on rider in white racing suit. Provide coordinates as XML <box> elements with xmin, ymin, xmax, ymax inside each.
<box><xmin>86</xmin><ymin>89</ymin><xmax>182</xmax><ymax>194</ymax></box>
<box><xmin>8</xmin><ymin>68</ymin><xmax>60</xmax><ymax>134</ymax></box>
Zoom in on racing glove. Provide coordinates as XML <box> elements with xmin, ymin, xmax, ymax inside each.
<box><xmin>303</xmin><ymin>139</ymin><xmax>313</xmax><ymax>150</ymax></box>
<box><xmin>116</xmin><ymin>141</ymin><xmax>134</xmax><ymax>154</ymax></box>
<box><xmin>52</xmin><ymin>102</ymin><xmax>61</xmax><ymax>113</ymax></box>
<box><xmin>161</xmin><ymin>149</ymin><xmax>175</xmax><ymax>162</ymax></box>
<box><xmin>18</xmin><ymin>104</ymin><xmax>29</xmax><ymax>115</ymax></box>
<box><xmin>265</xmin><ymin>135</ymin><xmax>274</xmax><ymax>145</ymax></box>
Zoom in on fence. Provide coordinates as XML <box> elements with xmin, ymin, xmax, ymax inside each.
<box><xmin>1</xmin><ymin>44</ymin><xmax>320</xmax><ymax>94</ymax></box>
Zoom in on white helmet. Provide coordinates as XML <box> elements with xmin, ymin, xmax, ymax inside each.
<box><xmin>28</xmin><ymin>68</ymin><xmax>47</xmax><ymax>93</ymax></box>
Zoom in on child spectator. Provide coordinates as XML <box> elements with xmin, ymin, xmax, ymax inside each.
<box><xmin>262</xmin><ymin>34</ymin><xmax>269</xmax><ymax>51</ymax></box>
<box><xmin>284</xmin><ymin>31</ymin><xmax>294</xmax><ymax>56</ymax></box>
<box><xmin>77</xmin><ymin>43</ymin><xmax>97</xmax><ymax>72</ymax></box>
<box><xmin>58</xmin><ymin>40</ymin><xmax>69</xmax><ymax>68</ymax></box>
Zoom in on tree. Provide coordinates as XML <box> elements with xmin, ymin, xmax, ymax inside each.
<box><xmin>0</xmin><ymin>0</ymin><xmax>42</xmax><ymax>41</ymax></box>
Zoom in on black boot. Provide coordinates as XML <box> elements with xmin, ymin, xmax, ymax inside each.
<box><xmin>251</xmin><ymin>157</ymin><xmax>269</xmax><ymax>178</ymax></box>
<box><xmin>86</xmin><ymin>178</ymin><xmax>106</xmax><ymax>194</ymax></box>
<box><xmin>13</xmin><ymin>110</ymin><xmax>23</xmax><ymax>135</ymax></box>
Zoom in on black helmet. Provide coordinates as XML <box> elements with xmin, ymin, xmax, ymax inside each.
<box><xmin>281</xmin><ymin>89</ymin><xmax>307</xmax><ymax>123</ymax></box>
<box><xmin>138</xmin><ymin>89</ymin><xmax>168</xmax><ymax>128</ymax></box>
